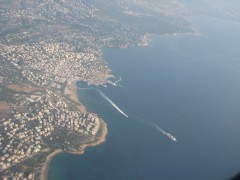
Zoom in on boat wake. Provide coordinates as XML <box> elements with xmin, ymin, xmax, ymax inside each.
<box><xmin>96</xmin><ymin>89</ymin><xmax>128</xmax><ymax>118</ymax></box>
<box><xmin>113</xmin><ymin>76</ymin><xmax>122</xmax><ymax>86</ymax></box>
<box><xmin>150</xmin><ymin>123</ymin><xmax>177</xmax><ymax>142</ymax></box>
<box><xmin>106</xmin><ymin>76</ymin><xmax>123</xmax><ymax>88</ymax></box>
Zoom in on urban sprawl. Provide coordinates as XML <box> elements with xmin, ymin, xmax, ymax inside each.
<box><xmin>0</xmin><ymin>0</ymin><xmax>191</xmax><ymax>179</ymax></box>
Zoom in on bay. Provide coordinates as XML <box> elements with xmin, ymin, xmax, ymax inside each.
<box><xmin>48</xmin><ymin>16</ymin><xmax>240</xmax><ymax>180</ymax></box>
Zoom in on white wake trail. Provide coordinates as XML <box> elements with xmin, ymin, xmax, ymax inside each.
<box><xmin>96</xmin><ymin>89</ymin><xmax>128</xmax><ymax>118</ymax></box>
<box><xmin>113</xmin><ymin>76</ymin><xmax>122</xmax><ymax>86</ymax></box>
<box><xmin>150</xmin><ymin>123</ymin><xmax>177</xmax><ymax>142</ymax></box>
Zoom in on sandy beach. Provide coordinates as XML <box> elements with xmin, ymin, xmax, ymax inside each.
<box><xmin>64</xmin><ymin>82</ymin><xmax>87</xmax><ymax>113</ymax></box>
<box><xmin>40</xmin><ymin>120</ymin><xmax>107</xmax><ymax>180</ymax></box>
<box><xmin>39</xmin><ymin>80</ymin><xmax>108</xmax><ymax>180</ymax></box>
<box><xmin>40</xmin><ymin>149</ymin><xmax>62</xmax><ymax>180</ymax></box>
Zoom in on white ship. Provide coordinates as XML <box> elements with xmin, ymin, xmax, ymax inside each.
<box><xmin>164</xmin><ymin>132</ymin><xmax>177</xmax><ymax>142</ymax></box>
<box><xmin>153</xmin><ymin>124</ymin><xmax>177</xmax><ymax>142</ymax></box>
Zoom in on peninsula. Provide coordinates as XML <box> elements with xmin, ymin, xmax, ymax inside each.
<box><xmin>0</xmin><ymin>0</ymin><xmax>192</xmax><ymax>179</ymax></box>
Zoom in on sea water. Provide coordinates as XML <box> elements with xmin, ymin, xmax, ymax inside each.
<box><xmin>48</xmin><ymin>16</ymin><xmax>240</xmax><ymax>180</ymax></box>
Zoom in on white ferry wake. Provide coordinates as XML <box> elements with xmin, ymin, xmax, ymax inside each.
<box><xmin>96</xmin><ymin>89</ymin><xmax>128</xmax><ymax>118</ymax></box>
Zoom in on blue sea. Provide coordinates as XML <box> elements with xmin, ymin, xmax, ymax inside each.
<box><xmin>48</xmin><ymin>16</ymin><xmax>240</xmax><ymax>180</ymax></box>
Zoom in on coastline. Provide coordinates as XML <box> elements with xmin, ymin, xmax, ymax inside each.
<box><xmin>40</xmin><ymin>120</ymin><xmax>107</xmax><ymax>180</ymax></box>
<box><xmin>40</xmin><ymin>81</ymin><xmax>87</xmax><ymax>180</ymax></box>
<box><xmin>64</xmin><ymin>81</ymin><xmax>87</xmax><ymax>113</ymax></box>
<box><xmin>40</xmin><ymin>83</ymin><xmax>108</xmax><ymax>180</ymax></box>
<box><xmin>40</xmin><ymin>149</ymin><xmax>62</xmax><ymax>180</ymax></box>
<box><xmin>70</xmin><ymin>119</ymin><xmax>108</xmax><ymax>155</ymax></box>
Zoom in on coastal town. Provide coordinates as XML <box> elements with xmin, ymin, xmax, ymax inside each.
<box><xmin>0</xmin><ymin>0</ymin><xmax>192</xmax><ymax>179</ymax></box>
<box><xmin>1</xmin><ymin>42</ymin><xmax>112</xmax><ymax>87</ymax></box>
<box><xmin>0</xmin><ymin>78</ymin><xmax>105</xmax><ymax>179</ymax></box>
